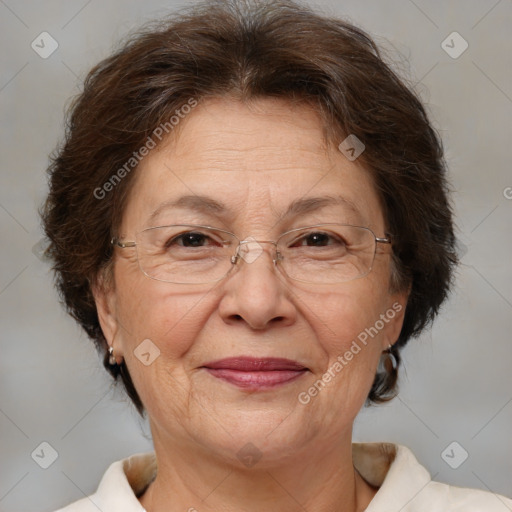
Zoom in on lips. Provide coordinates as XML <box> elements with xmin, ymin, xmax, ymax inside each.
<box><xmin>202</xmin><ymin>357</ymin><xmax>309</xmax><ymax>389</ymax></box>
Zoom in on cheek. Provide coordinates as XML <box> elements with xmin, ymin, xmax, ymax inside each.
<box><xmin>114</xmin><ymin>266</ymin><xmax>217</xmax><ymax>363</ymax></box>
<box><xmin>302</xmin><ymin>280</ymin><xmax>388</xmax><ymax>357</ymax></box>
<box><xmin>296</xmin><ymin>280</ymin><xmax>392</xmax><ymax>408</ymax></box>
<box><xmin>112</xmin><ymin>275</ymin><xmax>221</xmax><ymax>419</ymax></box>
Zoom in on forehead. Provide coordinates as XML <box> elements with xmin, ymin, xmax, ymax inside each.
<box><xmin>170</xmin><ymin>97</ymin><xmax>333</xmax><ymax>171</ymax></box>
<box><xmin>121</xmin><ymin>97</ymin><xmax>385</xmax><ymax>233</ymax></box>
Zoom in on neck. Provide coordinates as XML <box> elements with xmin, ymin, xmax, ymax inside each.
<box><xmin>139</xmin><ymin>435</ymin><xmax>377</xmax><ymax>512</ymax></box>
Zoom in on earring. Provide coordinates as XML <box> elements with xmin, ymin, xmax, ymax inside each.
<box><xmin>108</xmin><ymin>346</ymin><xmax>117</xmax><ymax>366</ymax></box>
<box><xmin>382</xmin><ymin>344</ymin><xmax>398</xmax><ymax>371</ymax></box>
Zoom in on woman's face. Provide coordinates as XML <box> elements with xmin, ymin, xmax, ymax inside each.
<box><xmin>96</xmin><ymin>97</ymin><xmax>407</xmax><ymax>466</ymax></box>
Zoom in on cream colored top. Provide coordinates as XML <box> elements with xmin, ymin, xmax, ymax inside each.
<box><xmin>54</xmin><ymin>443</ymin><xmax>512</xmax><ymax>511</ymax></box>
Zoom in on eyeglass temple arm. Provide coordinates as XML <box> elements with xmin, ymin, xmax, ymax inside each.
<box><xmin>376</xmin><ymin>236</ymin><xmax>392</xmax><ymax>245</ymax></box>
<box><xmin>111</xmin><ymin>238</ymin><xmax>136</xmax><ymax>248</ymax></box>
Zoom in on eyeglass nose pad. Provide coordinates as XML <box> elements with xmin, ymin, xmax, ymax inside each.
<box><xmin>274</xmin><ymin>250</ymin><xmax>284</xmax><ymax>265</ymax></box>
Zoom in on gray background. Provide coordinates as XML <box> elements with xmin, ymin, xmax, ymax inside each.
<box><xmin>1</xmin><ymin>0</ymin><xmax>511</xmax><ymax>510</ymax></box>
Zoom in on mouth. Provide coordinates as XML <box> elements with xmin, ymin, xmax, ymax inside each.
<box><xmin>201</xmin><ymin>357</ymin><xmax>309</xmax><ymax>390</ymax></box>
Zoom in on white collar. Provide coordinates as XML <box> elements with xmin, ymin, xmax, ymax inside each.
<box><xmin>65</xmin><ymin>442</ymin><xmax>511</xmax><ymax>512</ymax></box>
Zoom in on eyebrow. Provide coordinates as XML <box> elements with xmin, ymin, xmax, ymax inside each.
<box><xmin>285</xmin><ymin>195</ymin><xmax>361</xmax><ymax>219</ymax></box>
<box><xmin>147</xmin><ymin>194</ymin><xmax>362</xmax><ymax>224</ymax></box>
<box><xmin>148</xmin><ymin>195</ymin><xmax>226</xmax><ymax>224</ymax></box>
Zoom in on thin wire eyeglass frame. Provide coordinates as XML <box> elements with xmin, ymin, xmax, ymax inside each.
<box><xmin>111</xmin><ymin>223</ymin><xmax>392</xmax><ymax>285</ymax></box>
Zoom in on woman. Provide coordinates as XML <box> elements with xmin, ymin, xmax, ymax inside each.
<box><xmin>42</xmin><ymin>0</ymin><xmax>512</xmax><ymax>510</ymax></box>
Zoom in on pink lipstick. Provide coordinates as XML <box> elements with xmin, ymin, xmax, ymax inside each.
<box><xmin>202</xmin><ymin>357</ymin><xmax>308</xmax><ymax>389</ymax></box>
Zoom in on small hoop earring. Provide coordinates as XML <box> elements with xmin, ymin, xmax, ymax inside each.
<box><xmin>108</xmin><ymin>346</ymin><xmax>117</xmax><ymax>366</ymax></box>
<box><xmin>383</xmin><ymin>344</ymin><xmax>398</xmax><ymax>371</ymax></box>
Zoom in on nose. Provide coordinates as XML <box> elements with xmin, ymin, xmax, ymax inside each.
<box><xmin>218</xmin><ymin>240</ymin><xmax>297</xmax><ymax>330</ymax></box>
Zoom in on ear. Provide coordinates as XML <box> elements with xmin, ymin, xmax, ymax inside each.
<box><xmin>92</xmin><ymin>271</ymin><xmax>121</xmax><ymax>353</ymax></box>
<box><xmin>381</xmin><ymin>292</ymin><xmax>408</xmax><ymax>351</ymax></box>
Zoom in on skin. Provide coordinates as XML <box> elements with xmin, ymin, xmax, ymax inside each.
<box><xmin>94</xmin><ymin>97</ymin><xmax>408</xmax><ymax>512</ymax></box>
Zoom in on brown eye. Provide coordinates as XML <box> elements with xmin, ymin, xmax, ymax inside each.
<box><xmin>171</xmin><ymin>232</ymin><xmax>212</xmax><ymax>248</ymax></box>
<box><xmin>303</xmin><ymin>232</ymin><xmax>331</xmax><ymax>246</ymax></box>
<box><xmin>291</xmin><ymin>231</ymin><xmax>345</xmax><ymax>248</ymax></box>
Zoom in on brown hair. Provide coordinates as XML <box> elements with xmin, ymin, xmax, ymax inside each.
<box><xmin>42</xmin><ymin>0</ymin><xmax>457</xmax><ymax>416</ymax></box>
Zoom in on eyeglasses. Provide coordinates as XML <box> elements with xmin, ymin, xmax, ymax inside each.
<box><xmin>111</xmin><ymin>224</ymin><xmax>391</xmax><ymax>285</ymax></box>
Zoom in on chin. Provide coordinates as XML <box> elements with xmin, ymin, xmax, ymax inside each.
<box><xmin>188</xmin><ymin>402</ymin><xmax>318</xmax><ymax>467</ymax></box>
